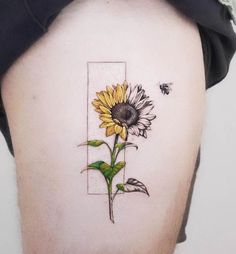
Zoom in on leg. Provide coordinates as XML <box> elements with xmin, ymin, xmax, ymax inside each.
<box><xmin>1</xmin><ymin>1</ymin><xmax>205</xmax><ymax>253</ymax></box>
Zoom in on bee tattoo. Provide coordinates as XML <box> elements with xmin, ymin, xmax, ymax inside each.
<box><xmin>159</xmin><ymin>82</ymin><xmax>173</xmax><ymax>95</ymax></box>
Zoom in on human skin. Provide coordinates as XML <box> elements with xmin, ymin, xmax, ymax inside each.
<box><xmin>1</xmin><ymin>0</ymin><xmax>205</xmax><ymax>253</ymax></box>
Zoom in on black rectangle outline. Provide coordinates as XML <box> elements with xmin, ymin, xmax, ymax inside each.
<box><xmin>87</xmin><ymin>61</ymin><xmax>127</xmax><ymax>195</ymax></box>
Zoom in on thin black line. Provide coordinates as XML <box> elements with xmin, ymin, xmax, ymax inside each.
<box><xmin>125</xmin><ymin>61</ymin><xmax>127</xmax><ymax>82</ymax></box>
<box><xmin>88</xmin><ymin>192</ymin><xmax>123</xmax><ymax>196</ymax></box>
<box><xmin>87</xmin><ymin>61</ymin><xmax>126</xmax><ymax>64</ymax></box>
<box><xmin>87</xmin><ymin>62</ymin><xmax>89</xmax><ymax>195</ymax></box>
<box><xmin>123</xmin><ymin>61</ymin><xmax>127</xmax><ymax>184</ymax></box>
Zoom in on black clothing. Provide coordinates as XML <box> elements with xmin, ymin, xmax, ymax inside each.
<box><xmin>167</xmin><ymin>0</ymin><xmax>236</xmax><ymax>89</ymax></box>
<box><xmin>0</xmin><ymin>0</ymin><xmax>73</xmax><ymax>155</ymax></box>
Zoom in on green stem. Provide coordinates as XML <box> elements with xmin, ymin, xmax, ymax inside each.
<box><xmin>114</xmin><ymin>148</ymin><xmax>121</xmax><ymax>163</ymax></box>
<box><xmin>107</xmin><ymin>180</ymin><xmax>114</xmax><ymax>223</ymax></box>
<box><xmin>111</xmin><ymin>134</ymin><xmax>119</xmax><ymax>167</ymax></box>
<box><xmin>103</xmin><ymin>142</ymin><xmax>113</xmax><ymax>157</ymax></box>
<box><xmin>107</xmin><ymin>134</ymin><xmax>119</xmax><ymax>223</ymax></box>
<box><xmin>112</xmin><ymin>188</ymin><xmax>119</xmax><ymax>202</ymax></box>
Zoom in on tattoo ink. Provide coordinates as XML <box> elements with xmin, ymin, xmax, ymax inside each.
<box><xmin>159</xmin><ymin>82</ymin><xmax>173</xmax><ymax>95</ymax></box>
<box><xmin>78</xmin><ymin>79</ymin><xmax>156</xmax><ymax>223</ymax></box>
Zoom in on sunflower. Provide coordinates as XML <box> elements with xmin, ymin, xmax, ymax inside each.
<box><xmin>92</xmin><ymin>81</ymin><xmax>156</xmax><ymax>140</ymax></box>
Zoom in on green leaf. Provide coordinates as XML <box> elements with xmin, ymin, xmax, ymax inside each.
<box><xmin>87</xmin><ymin>161</ymin><xmax>113</xmax><ymax>179</ymax></box>
<box><xmin>110</xmin><ymin>161</ymin><xmax>126</xmax><ymax>178</ymax></box>
<box><xmin>79</xmin><ymin>140</ymin><xmax>106</xmax><ymax>147</ymax></box>
<box><xmin>116</xmin><ymin>183</ymin><xmax>125</xmax><ymax>191</ymax></box>
<box><xmin>115</xmin><ymin>142</ymin><xmax>138</xmax><ymax>152</ymax></box>
<box><xmin>100</xmin><ymin>163</ymin><xmax>113</xmax><ymax>178</ymax></box>
<box><xmin>87</xmin><ymin>161</ymin><xmax>105</xmax><ymax>169</ymax></box>
<box><xmin>85</xmin><ymin>161</ymin><xmax>126</xmax><ymax>181</ymax></box>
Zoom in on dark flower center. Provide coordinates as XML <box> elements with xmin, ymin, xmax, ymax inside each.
<box><xmin>111</xmin><ymin>103</ymin><xmax>139</xmax><ymax>127</ymax></box>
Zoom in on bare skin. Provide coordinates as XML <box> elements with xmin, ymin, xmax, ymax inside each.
<box><xmin>1</xmin><ymin>0</ymin><xmax>205</xmax><ymax>253</ymax></box>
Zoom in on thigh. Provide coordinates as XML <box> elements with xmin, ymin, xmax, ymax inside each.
<box><xmin>1</xmin><ymin>1</ymin><xmax>205</xmax><ymax>253</ymax></box>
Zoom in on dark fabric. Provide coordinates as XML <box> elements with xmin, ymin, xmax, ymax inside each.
<box><xmin>0</xmin><ymin>0</ymin><xmax>235</xmax><ymax>245</ymax></box>
<box><xmin>0</xmin><ymin>88</ymin><xmax>13</xmax><ymax>154</ymax></box>
<box><xmin>0</xmin><ymin>0</ymin><xmax>73</xmax><ymax>156</ymax></box>
<box><xmin>167</xmin><ymin>0</ymin><xmax>236</xmax><ymax>89</ymax></box>
<box><xmin>0</xmin><ymin>0</ymin><xmax>73</xmax><ymax>76</ymax></box>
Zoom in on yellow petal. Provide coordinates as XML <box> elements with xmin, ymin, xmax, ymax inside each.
<box><xmin>100</xmin><ymin>116</ymin><xmax>113</xmax><ymax>123</ymax></box>
<box><xmin>95</xmin><ymin>108</ymin><xmax>103</xmax><ymax>113</ymax></box>
<box><xmin>115</xmin><ymin>124</ymin><xmax>123</xmax><ymax>134</ymax></box>
<box><xmin>106</xmin><ymin>85</ymin><xmax>114</xmax><ymax>94</ymax></box>
<box><xmin>100</xmin><ymin>122</ymin><xmax>115</xmax><ymax>128</ymax></box>
<box><xmin>122</xmin><ymin>81</ymin><xmax>128</xmax><ymax>103</ymax></box>
<box><xmin>120</xmin><ymin>127</ymin><xmax>127</xmax><ymax>140</ymax></box>
<box><xmin>116</xmin><ymin>84</ymin><xmax>124</xmax><ymax>103</ymax></box>
<box><xmin>113</xmin><ymin>89</ymin><xmax>118</xmax><ymax>104</ymax></box>
<box><xmin>109</xmin><ymin>93</ymin><xmax>116</xmax><ymax>106</ymax></box>
<box><xmin>100</xmin><ymin>113</ymin><xmax>111</xmax><ymax>118</ymax></box>
<box><xmin>123</xmin><ymin>80</ymin><xmax>128</xmax><ymax>89</ymax></box>
<box><xmin>106</xmin><ymin>125</ymin><xmax>115</xmax><ymax>137</ymax></box>
<box><xmin>99</xmin><ymin>105</ymin><xmax>111</xmax><ymax>114</ymax></box>
<box><xmin>103</xmin><ymin>91</ymin><xmax>112</xmax><ymax>108</ymax></box>
<box><xmin>92</xmin><ymin>99</ymin><xmax>102</xmax><ymax>108</ymax></box>
<box><xmin>96</xmin><ymin>92</ymin><xmax>108</xmax><ymax>107</ymax></box>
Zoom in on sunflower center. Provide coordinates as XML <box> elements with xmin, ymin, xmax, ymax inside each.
<box><xmin>111</xmin><ymin>103</ymin><xmax>139</xmax><ymax>127</ymax></box>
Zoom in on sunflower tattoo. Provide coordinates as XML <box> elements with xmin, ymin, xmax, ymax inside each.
<box><xmin>79</xmin><ymin>81</ymin><xmax>156</xmax><ymax>223</ymax></box>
